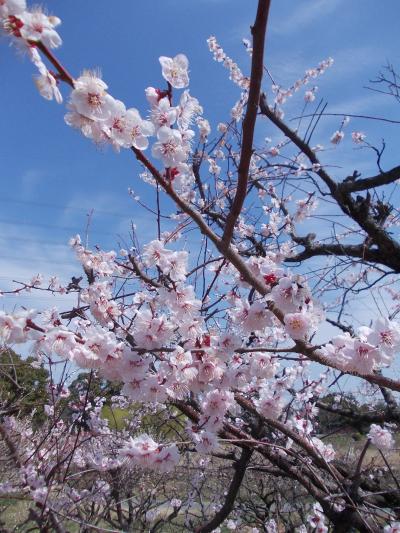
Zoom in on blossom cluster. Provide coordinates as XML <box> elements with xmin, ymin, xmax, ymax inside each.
<box><xmin>368</xmin><ymin>423</ymin><xmax>395</xmax><ymax>450</ymax></box>
<box><xmin>120</xmin><ymin>434</ymin><xmax>179</xmax><ymax>472</ymax></box>
<box><xmin>1</xmin><ymin>0</ymin><xmax>210</xmax><ymax>200</ymax></box>
<box><xmin>1</xmin><ymin>0</ymin><xmax>63</xmax><ymax>101</ymax></box>
<box><xmin>271</xmin><ymin>57</ymin><xmax>334</xmax><ymax>107</ymax></box>
<box><xmin>321</xmin><ymin>317</ymin><xmax>400</xmax><ymax>374</ymax></box>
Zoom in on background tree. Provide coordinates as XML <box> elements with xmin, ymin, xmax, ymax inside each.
<box><xmin>0</xmin><ymin>349</ymin><xmax>48</xmax><ymax>424</ymax></box>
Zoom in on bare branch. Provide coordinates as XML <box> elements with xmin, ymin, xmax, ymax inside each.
<box><xmin>221</xmin><ymin>0</ymin><xmax>271</xmax><ymax>247</ymax></box>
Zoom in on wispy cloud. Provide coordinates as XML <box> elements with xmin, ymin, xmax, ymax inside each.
<box><xmin>272</xmin><ymin>0</ymin><xmax>344</xmax><ymax>36</ymax></box>
<box><xmin>0</xmin><ymin>230</ymin><xmax>78</xmax><ymax>314</ymax></box>
<box><xmin>20</xmin><ymin>169</ymin><xmax>46</xmax><ymax>199</ymax></box>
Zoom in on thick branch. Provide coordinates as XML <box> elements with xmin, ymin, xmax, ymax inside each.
<box><xmin>221</xmin><ymin>0</ymin><xmax>271</xmax><ymax>247</ymax></box>
<box><xmin>195</xmin><ymin>447</ymin><xmax>253</xmax><ymax>533</ymax></box>
<box><xmin>339</xmin><ymin>165</ymin><xmax>400</xmax><ymax>193</ymax></box>
<box><xmin>128</xmin><ymin>254</ymin><xmax>161</xmax><ymax>288</ymax></box>
<box><xmin>285</xmin><ymin>241</ymin><xmax>382</xmax><ymax>264</ymax></box>
<box><xmin>316</xmin><ymin>401</ymin><xmax>400</xmax><ymax>425</ymax></box>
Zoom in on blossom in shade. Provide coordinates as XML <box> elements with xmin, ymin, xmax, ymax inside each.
<box><xmin>307</xmin><ymin>502</ymin><xmax>328</xmax><ymax>533</ymax></box>
<box><xmin>367</xmin><ymin>424</ymin><xmax>394</xmax><ymax>451</ymax></box>
<box><xmin>120</xmin><ymin>434</ymin><xmax>179</xmax><ymax>472</ymax></box>
<box><xmin>384</xmin><ymin>523</ymin><xmax>400</xmax><ymax>533</ymax></box>
<box><xmin>255</xmin><ymin>392</ymin><xmax>284</xmax><ymax>419</ymax></box>
<box><xmin>311</xmin><ymin>437</ymin><xmax>335</xmax><ymax>462</ymax></box>
<box><xmin>192</xmin><ymin>429</ymin><xmax>219</xmax><ymax>453</ymax></box>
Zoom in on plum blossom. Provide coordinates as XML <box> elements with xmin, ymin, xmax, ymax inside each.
<box><xmin>152</xmin><ymin>126</ymin><xmax>187</xmax><ymax>167</ymax></box>
<box><xmin>352</xmin><ymin>131</ymin><xmax>366</xmax><ymax>144</ymax></box>
<box><xmin>367</xmin><ymin>317</ymin><xmax>400</xmax><ymax>357</ymax></box>
<box><xmin>201</xmin><ymin>390</ymin><xmax>235</xmax><ymax>419</ymax></box>
<box><xmin>293</xmin><ymin>416</ymin><xmax>313</xmax><ymax>435</ymax></box>
<box><xmin>34</xmin><ymin>69</ymin><xmax>63</xmax><ymax>103</ymax></box>
<box><xmin>191</xmin><ymin>429</ymin><xmax>219</xmax><ymax>453</ymax></box>
<box><xmin>31</xmin><ymin>486</ymin><xmax>48</xmax><ymax>505</ymax></box>
<box><xmin>142</xmin><ymin>240</ymin><xmax>188</xmax><ymax>281</ymax></box>
<box><xmin>133</xmin><ymin>309</ymin><xmax>174</xmax><ymax>349</ymax></box>
<box><xmin>120</xmin><ymin>434</ymin><xmax>159</xmax><ymax>466</ymax></box>
<box><xmin>0</xmin><ymin>0</ymin><xmax>26</xmax><ymax>19</ymax></box>
<box><xmin>268</xmin><ymin>146</ymin><xmax>279</xmax><ymax>157</ymax></box>
<box><xmin>102</xmin><ymin>98</ymin><xmax>128</xmax><ymax>148</ymax></box>
<box><xmin>197</xmin><ymin>118</ymin><xmax>211</xmax><ymax>141</ymax></box>
<box><xmin>330</xmin><ymin>130</ymin><xmax>344</xmax><ymax>144</ymax></box>
<box><xmin>342</xmin><ymin>339</ymin><xmax>385</xmax><ymax>374</ymax></box>
<box><xmin>0</xmin><ymin>309</ymin><xmax>39</xmax><ymax>343</ymax></box>
<box><xmin>71</xmin><ymin>238</ymin><xmax>118</xmax><ymax>277</ymax></box>
<box><xmin>106</xmin><ymin>102</ymin><xmax>154</xmax><ymax>150</ymax></box>
<box><xmin>120</xmin><ymin>434</ymin><xmax>179</xmax><ymax>472</ymax></box>
<box><xmin>248</xmin><ymin>353</ymin><xmax>278</xmax><ymax>379</ymax></box>
<box><xmin>304</xmin><ymin>89</ymin><xmax>316</xmax><ymax>102</ymax></box>
<box><xmin>368</xmin><ymin>424</ymin><xmax>394</xmax><ymax>451</ymax></box>
<box><xmin>265</xmin><ymin>520</ymin><xmax>277</xmax><ymax>533</ymax></box>
<box><xmin>270</xmin><ymin>277</ymin><xmax>311</xmax><ymax>313</ymax></box>
<box><xmin>177</xmin><ymin>90</ymin><xmax>202</xmax><ymax>130</ymax></box>
<box><xmin>207</xmin><ymin>35</ymin><xmax>249</xmax><ymax>89</ymax></box>
<box><xmin>3</xmin><ymin>2</ymin><xmax>400</xmax><ymax>523</ymax></box>
<box><xmin>69</xmin><ymin>72</ymin><xmax>115</xmax><ymax>122</ymax></box>
<box><xmin>255</xmin><ymin>391</ymin><xmax>284</xmax><ymax>419</ymax></box>
<box><xmin>170</xmin><ymin>346</ymin><xmax>193</xmax><ymax>368</ymax></box>
<box><xmin>151</xmin><ymin>444</ymin><xmax>180</xmax><ymax>472</ymax></box>
<box><xmin>150</xmin><ymin>96</ymin><xmax>178</xmax><ymax>129</ymax></box>
<box><xmin>311</xmin><ymin>437</ymin><xmax>335</xmax><ymax>462</ymax></box>
<box><xmin>65</xmin><ymin>107</ymin><xmax>107</xmax><ymax>143</ymax></box>
<box><xmin>294</xmin><ymin>197</ymin><xmax>318</xmax><ymax>222</ymax></box>
<box><xmin>230</xmin><ymin>300</ymin><xmax>273</xmax><ymax>333</ymax></box>
<box><xmin>142</xmin><ymin>239</ymin><xmax>167</xmax><ymax>267</ymax></box>
<box><xmin>80</xmin><ymin>281</ymin><xmax>121</xmax><ymax>326</ymax></box>
<box><xmin>159</xmin><ymin>54</ymin><xmax>189</xmax><ymax>89</ymax></box>
<box><xmin>284</xmin><ymin>312</ymin><xmax>313</xmax><ymax>340</ymax></box>
<box><xmin>384</xmin><ymin>523</ymin><xmax>400</xmax><ymax>533</ymax></box>
<box><xmin>19</xmin><ymin>8</ymin><xmax>62</xmax><ymax>48</ymax></box>
<box><xmin>307</xmin><ymin>502</ymin><xmax>327</xmax><ymax>533</ymax></box>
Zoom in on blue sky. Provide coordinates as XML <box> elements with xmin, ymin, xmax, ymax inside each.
<box><xmin>0</xmin><ymin>0</ymin><xmax>400</xmax><ymax>314</ymax></box>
